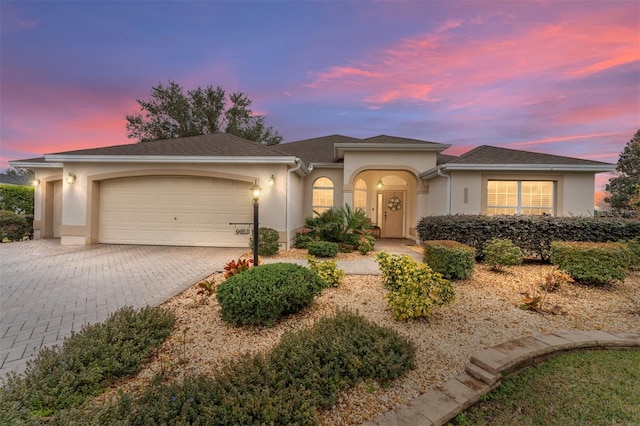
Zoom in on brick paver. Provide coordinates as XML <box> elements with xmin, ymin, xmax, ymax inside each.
<box><xmin>0</xmin><ymin>239</ymin><xmax>245</xmax><ymax>379</ymax></box>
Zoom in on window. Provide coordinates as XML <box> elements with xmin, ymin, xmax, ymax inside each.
<box><xmin>487</xmin><ymin>180</ymin><xmax>554</xmax><ymax>215</ymax></box>
<box><xmin>312</xmin><ymin>177</ymin><xmax>334</xmax><ymax>215</ymax></box>
<box><xmin>353</xmin><ymin>179</ymin><xmax>367</xmax><ymax>211</ymax></box>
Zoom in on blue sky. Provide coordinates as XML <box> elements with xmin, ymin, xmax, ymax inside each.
<box><xmin>1</xmin><ymin>1</ymin><xmax>639</xmax><ymax>193</ymax></box>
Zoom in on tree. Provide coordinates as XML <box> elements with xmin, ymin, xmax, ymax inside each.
<box><xmin>2</xmin><ymin>167</ymin><xmax>35</xmax><ymax>178</ymax></box>
<box><xmin>126</xmin><ymin>80</ymin><xmax>282</xmax><ymax>145</ymax></box>
<box><xmin>605</xmin><ymin>129</ymin><xmax>640</xmax><ymax>210</ymax></box>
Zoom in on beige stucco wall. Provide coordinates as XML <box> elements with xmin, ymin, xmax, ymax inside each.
<box><xmin>34</xmin><ymin>162</ymin><xmax>296</xmax><ymax>245</ymax></box>
<box><xmin>426</xmin><ymin>175</ymin><xmax>449</xmax><ymax>216</ymax></box>
<box><xmin>343</xmin><ymin>151</ymin><xmax>436</xmax><ymax>185</ymax></box>
<box><xmin>562</xmin><ymin>172</ymin><xmax>596</xmax><ymax>216</ymax></box>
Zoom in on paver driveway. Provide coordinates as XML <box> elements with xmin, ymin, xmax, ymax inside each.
<box><xmin>0</xmin><ymin>239</ymin><xmax>245</xmax><ymax>380</ymax></box>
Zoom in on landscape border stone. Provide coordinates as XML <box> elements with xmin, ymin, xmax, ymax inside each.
<box><xmin>362</xmin><ymin>330</ymin><xmax>640</xmax><ymax>426</ymax></box>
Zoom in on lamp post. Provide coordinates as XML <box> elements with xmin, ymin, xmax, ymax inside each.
<box><xmin>250</xmin><ymin>181</ymin><xmax>262</xmax><ymax>266</ymax></box>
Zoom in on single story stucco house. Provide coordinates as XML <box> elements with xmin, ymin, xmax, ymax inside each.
<box><xmin>11</xmin><ymin>133</ymin><xmax>615</xmax><ymax>248</ymax></box>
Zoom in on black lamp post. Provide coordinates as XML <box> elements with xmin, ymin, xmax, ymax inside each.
<box><xmin>250</xmin><ymin>181</ymin><xmax>262</xmax><ymax>266</ymax></box>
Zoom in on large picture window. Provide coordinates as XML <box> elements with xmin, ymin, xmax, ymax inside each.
<box><xmin>487</xmin><ymin>180</ymin><xmax>554</xmax><ymax>215</ymax></box>
<box><xmin>312</xmin><ymin>177</ymin><xmax>334</xmax><ymax>215</ymax></box>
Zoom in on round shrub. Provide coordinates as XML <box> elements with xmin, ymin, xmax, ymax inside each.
<box><xmin>293</xmin><ymin>232</ymin><xmax>316</xmax><ymax>249</ymax></box>
<box><xmin>482</xmin><ymin>238</ymin><xmax>523</xmax><ymax>271</ymax></box>
<box><xmin>307</xmin><ymin>241</ymin><xmax>339</xmax><ymax>257</ymax></box>
<box><xmin>249</xmin><ymin>227</ymin><xmax>280</xmax><ymax>256</ymax></box>
<box><xmin>216</xmin><ymin>263</ymin><xmax>327</xmax><ymax>326</ymax></box>
<box><xmin>423</xmin><ymin>240</ymin><xmax>475</xmax><ymax>280</ymax></box>
<box><xmin>0</xmin><ymin>210</ymin><xmax>29</xmax><ymax>242</ymax></box>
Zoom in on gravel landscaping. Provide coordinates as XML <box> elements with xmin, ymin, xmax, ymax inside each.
<box><xmin>100</xmin><ymin>249</ymin><xmax>640</xmax><ymax>425</ymax></box>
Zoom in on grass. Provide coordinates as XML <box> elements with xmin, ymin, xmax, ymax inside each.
<box><xmin>450</xmin><ymin>349</ymin><xmax>640</xmax><ymax>425</ymax></box>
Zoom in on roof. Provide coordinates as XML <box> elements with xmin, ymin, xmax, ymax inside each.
<box><xmin>277</xmin><ymin>135</ymin><xmax>360</xmax><ymax>164</ymax></box>
<box><xmin>446</xmin><ymin>145</ymin><xmax>612</xmax><ymax>166</ymax></box>
<box><xmin>0</xmin><ymin>174</ymin><xmax>33</xmax><ymax>186</ymax></box>
<box><xmin>46</xmin><ymin>133</ymin><xmax>289</xmax><ymax>158</ymax></box>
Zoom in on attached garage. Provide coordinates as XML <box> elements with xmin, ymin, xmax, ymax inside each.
<box><xmin>99</xmin><ymin>176</ymin><xmax>253</xmax><ymax>247</ymax></box>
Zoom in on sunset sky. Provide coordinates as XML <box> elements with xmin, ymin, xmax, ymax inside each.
<box><xmin>1</xmin><ymin>1</ymin><xmax>638</xmax><ymax>191</ymax></box>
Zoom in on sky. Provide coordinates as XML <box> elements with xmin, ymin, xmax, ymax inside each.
<box><xmin>1</xmin><ymin>0</ymin><xmax>639</xmax><ymax>194</ymax></box>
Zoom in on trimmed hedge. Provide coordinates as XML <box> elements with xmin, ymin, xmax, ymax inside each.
<box><xmin>423</xmin><ymin>240</ymin><xmax>475</xmax><ymax>280</ymax></box>
<box><xmin>68</xmin><ymin>311</ymin><xmax>415</xmax><ymax>425</ymax></box>
<box><xmin>0</xmin><ymin>210</ymin><xmax>29</xmax><ymax>242</ymax></box>
<box><xmin>417</xmin><ymin>215</ymin><xmax>640</xmax><ymax>260</ymax></box>
<box><xmin>307</xmin><ymin>241</ymin><xmax>339</xmax><ymax>258</ymax></box>
<box><xmin>482</xmin><ymin>238</ymin><xmax>523</xmax><ymax>271</ymax></box>
<box><xmin>216</xmin><ymin>263</ymin><xmax>327</xmax><ymax>326</ymax></box>
<box><xmin>550</xmin><ymin>241</ymin><xmax>629</xmax><ymax>285</ymax></box>
<box><xmin>249</xmin><ymin>227</ymin><xmax>280</xmax><ymax>256</ymax></box>
<box><xmin>0</xmin><ymin>185</ymin><xmax>34</xmax><ymax>214</ymax></box>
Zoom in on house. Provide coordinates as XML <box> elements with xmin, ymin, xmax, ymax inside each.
<box><xmin>10</xmin><ymin>133</ymin><xmax>615</xmax><ymax>248</ymax></box>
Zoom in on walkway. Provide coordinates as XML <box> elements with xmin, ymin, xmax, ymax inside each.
<box><xmin>0</xmin><ymin>240</ymin><xmax>245</xmax><ymax>379</ymax></box>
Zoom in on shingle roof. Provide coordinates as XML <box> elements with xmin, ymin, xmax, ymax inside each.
<box><xmin>363</xmin><ymin>135</ymin><xmax>445</xmax><ymax>145</ymax></box>
<box><xmin>47</xmin><ymin>133</ymin><xmax>289</xmax><ymax>158</ymax></box>
<box><xmin>446</xmin><ymin>145</ymin><xmax>611</xmax><ymax>166</ymax></box>
<box><xmin>277</xmin><ymin>135</ymin><xmax>361</xmax><ymax>163</ymax></box>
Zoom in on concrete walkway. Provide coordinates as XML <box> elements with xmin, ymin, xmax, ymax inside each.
<box><xmin>363</xmin><ymin>330</ymin><xmax>640</xmax><ymax>426</ymax></box>
<box><xmin>0</xmin><ymin>240</ymin><xmax>245</xmax><ymax>380</ymax></box>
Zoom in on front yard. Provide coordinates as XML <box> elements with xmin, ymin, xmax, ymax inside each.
<box><xmin>105</xmin><ymin>256</ymin><xmax>639</xmax><ymax>425</ymax></box>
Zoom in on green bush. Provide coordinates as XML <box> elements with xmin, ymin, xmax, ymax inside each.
<box><xmin>307</xmin><ymin>256</ymin><xmax>345</xmax><ymax>287</ymax></box>
<box><xmin>423</xmin><ymin>240</ymin><xmax>475</xmax><ymax>280</ymax></box>
<box><xmin>417</xmin><ymin>215</ymin><xmax>640</xmax><ymax>261</ymax></box>
<box><xmin>249</xmin><ymin>227</ymin><xmax>280</xmax><ymax>256</ymax></box>
<box><xmin>0</xmin><ymin>306</ymin><xmax>175</xmax><ymax>422</ymax></box>
<box><xmin>624</xmin><ymin>238</ymin><xmax>640</xmax><ymax>271</ymax></box>
<box><xmin>307</xmin><ymin>241</ymin><xmax>339</xmax><ymax>258</ymax></box>
<box><xmin>293</xmin><ymin>231</ymin><xmax>317</xmax><ymax>249</ymax></box>
<box><xmin>304</xmin><ymin>205</ymin><xmax>370</xmax><ymax>244</ymax></box>
<box><xmin>216</xmin><ymin>263</ymin><xmax>327</xmax><ymax>326</ymax></box>
<box><xmin>72</xmin><ymin>310</ymin><xmax>414</xmax><ymax>425</ymax></box>
<box><xmin>551</xmin><ymin>241</ymin><xmax>629</xmax><ymax>285</ymax></box>
<box><xmin>0</xmin><ymin>185</ymin><xmax>34</xmax><ymax>214</ymax></box>
<box><xmin>0</xmin><ymin>210</ymin><xmax>29</xmax><ymax>242</ymax></box>
<box><xmin>357</xmin><ymin>234</ymin><xmax>376</xmax><ymax>255</ymax></box>
<box><xmin>483</xmin><ymin>238</ymin><xmax>523</xmax><ymax>271</ymax></box>
<box><xmin>376</xmin><ymin>252</ymin><xmax>455</xmax><ymax>320</ymax></box>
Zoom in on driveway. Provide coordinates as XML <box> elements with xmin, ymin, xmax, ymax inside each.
<box><xmin>0</xmin><ymin>240</ymin><xmax>246</xmax><ymax>380</ymax></box>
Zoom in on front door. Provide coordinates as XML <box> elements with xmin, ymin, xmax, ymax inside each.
<box><xmin>382</xmin><ymin>191</ymin><xmax>404</xmax><ymax>238</ymax></box>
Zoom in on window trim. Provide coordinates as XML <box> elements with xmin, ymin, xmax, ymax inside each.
<box><xmin>312</xmin><ymin>177</ymin><xmax>334</xmax><ymax>215</ymax></box>
<box><xmin>486</xmin><ymin>179</ymin><xmax>555</xmax><ymax>216</ymax></box>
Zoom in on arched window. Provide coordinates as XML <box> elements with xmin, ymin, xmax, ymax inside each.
<box><xmin>312</xmin><ymin>177</ymin><xmax>334</xmax><ymax>215</ymax></box>
<box><xmin>354</xmin><ymin>179</ymin><xmax>367</xmax><ymax>211</ymax></box>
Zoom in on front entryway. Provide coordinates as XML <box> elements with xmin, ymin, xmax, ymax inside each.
<box><xmin>381</xmin><ymin>191</ymin><xmax>405</xmax><ymax>238</ymax></box>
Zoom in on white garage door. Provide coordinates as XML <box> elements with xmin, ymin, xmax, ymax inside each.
<box><xmin>99</xmin><ymin>176</ymin><xmax>253</xmax><ymax>247</ymax></box>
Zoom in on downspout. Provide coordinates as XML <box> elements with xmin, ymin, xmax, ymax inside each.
<box><xmin>437</xmin><ymin>167</ymin><xmax>451</xmax><ymax>215</ymax></box>
<box><xmin>286</xmin><ymin>159</ymin><xmax>304</xmax><ymax>249</ymax></box>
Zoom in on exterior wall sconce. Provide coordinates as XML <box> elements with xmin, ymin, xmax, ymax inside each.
<box><xmin>268</xmin><ymin>174</ymin><xmax>275</xmax><ymax>186</ymax></box>
<box><xmin>249</xmin><ymin>181</ymin><xmax>262</xmax><ymax>266</ymax></box>
<box><xmin>67</xmin><ymin>173</ymin><xmax>76</xmax><ymax>184</ymax></box>
<box><xmin>33</xmin><ymin>179</ymin><xmax>41</xmax><ymax>187</ymax></box>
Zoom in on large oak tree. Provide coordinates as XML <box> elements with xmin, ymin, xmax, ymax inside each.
<box><xmin>605</xmin><ymin>129</ymin><xmax>640</xmax><ymax>210</ymax></box>
<box><xmin>126</xmin><ymin>80</ymin><xmax>282</xmax><ymax>145</ymax></box>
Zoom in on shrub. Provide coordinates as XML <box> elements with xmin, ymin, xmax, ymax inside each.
<box><xmin>624</xmin><ymin>238</ymin><xmax>640</xmax><ymax>271</ymax></box>
<box><xmin>357</xmin><ymin>234</ymin><xmax>376</xmax><ymax>255</ymax></box>
<box><xmin>223</xmin><ymin>258</ymin><xmax>254</xmax><ymax>278</ymax></box>
<box><xmin>215</xmin><ymin>263</ymin><xmax>327</xmax><ymax>326</ymax></box>
<box><xmin>307</xmin><ymin>241</ymin><xmax>339</xmax><ymax>258</ymax></box>
<box><xmin>307</xmin><ymin>256</ymin><xmax>345</xmax><ymax>287</ymax></box>
<box><xmin>0</xmin><ymin>210</ymin><xmax>29</xmax><ymax>242</ymax></box>
<box><xmin>416</xmin><ymin>214</ymin><xmax>640</xmax><ymax>261</ymax></box>
<box><xmin>293</xmin><ymin>231</ymin><xmax>317</xmax><ymax>249</ymax></box>
<box><xmin>423</xmin><ymin>240</ymin><xmax>475</xmax><ymax>280</ymax></box>
<box><xmin>483</xmin><ymin>238</ymin><xmax>523</xmax><ymax>271</ymax></box>
<box><xmin>249</xmin><ymin>227</ymin><xmax>280</xmax><ymax>257</ymax></box>
<box><xmin>551</xmin><ymin>241</ymin><xmax>629</xmax><ymax>285</ymax></box>
<box><xmin>77</xmin><ymin>311</ymin><xmax>414</xmax><ymax>425</ymax></box>
<box><xmin>0</xmin><ymin>185</ymin><xmax>34</xmax><ymax>214</ymax></box>
<box><xmin>375</xmin><ymin>252</ymin><xmax>455</xmax><ymax>320</ymax></box>
<box><xmin>0</xmin><ymin>307</ymin><xmax>175</xmax><ymax>422</ymax></box>
<box><xmin>304</xmin><ymin>205</ymin><xmax>369</xmax><ymax>244</ymax></box>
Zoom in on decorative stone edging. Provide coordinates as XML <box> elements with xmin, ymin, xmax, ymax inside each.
<box><xmin>362</xmin><ymin>330</ymin><xmax>640</xmax><ymax>426</ymax></box>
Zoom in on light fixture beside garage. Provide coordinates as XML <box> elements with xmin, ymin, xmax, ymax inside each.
<box><xmin>268</xmin><ymin>174</ymin><xmax>276</xmax><ymax>186</ymax></box>
<box><xmin>250</xmin><ymin>181</ymin><xmax>262</xmax><ymax>266</ymax></box>
<box><xmin>32</xmin><ymin>179</ymin><xmax>41</xmax><ymax>187</ymax></box>
<box><xmin>66</xmin><ymin>173</ymin><xmax>76</xmax><ymax>184</ymax></box>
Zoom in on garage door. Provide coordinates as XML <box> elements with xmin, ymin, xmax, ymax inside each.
<box><xmin>99</xmin><ymin>176</ymin><xmax>253</xmax><ymax>247</ymax></box>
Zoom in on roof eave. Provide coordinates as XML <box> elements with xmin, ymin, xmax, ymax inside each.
<box><xmin>334</xmin><ymin>143</ymin><xmax>451</xmax><ymax>159</ymax></box>
<box><xmin>10</xmin><ymin>160</ymin><xmax>63</xmax><ymax>169</ymax></box>
<box><xmin>419</xmin><ymin>163</ymin><xmax>615</xmax><ymax>179</ymax></box>
<box><xmin>43</xmin><ymin>155</ymin><xmax>301</xmax><ymax>165</ymax></box>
